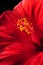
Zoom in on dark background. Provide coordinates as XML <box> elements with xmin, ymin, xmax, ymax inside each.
<box><xmin>0</xmin><ymin>0</ymin><xmax>21</xmax><ymax>14</ymax></box>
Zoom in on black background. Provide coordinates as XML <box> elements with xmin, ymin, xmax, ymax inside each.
<box><xmin>0</xmin><ymin>0</ymin><xmax>21</xmax><ymax>14</ymax></box>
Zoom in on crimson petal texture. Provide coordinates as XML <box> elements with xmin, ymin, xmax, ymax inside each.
<box><xmin>0</xmin><ymin>0</ymin><xmax>43</xmax><ymax>65</ymax></box>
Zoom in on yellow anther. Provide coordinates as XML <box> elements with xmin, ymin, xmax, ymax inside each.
<box><xmin>19</xmin><ymin>25</ymin><xmax>25</xmax><ymax>31</ymax></box>
<box><xmin>17</xmin><ymin>18</ymin><xmax>34</xmax><ymax>34</ymax></box>
<box><xmin>25</xmin><ymin>29</ymin><xmax>31</xmax><ymax>34</ymax></box>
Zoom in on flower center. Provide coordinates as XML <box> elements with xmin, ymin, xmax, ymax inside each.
<box><xmin>17</xmin><ymin>18</ymin><xmax>34</xmax><ymax>34</ymax></box>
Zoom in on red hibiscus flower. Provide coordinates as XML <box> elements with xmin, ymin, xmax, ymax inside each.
<box><xmin>0</xmin><ymin>0</ymin><xmax>43</xmax><ymax>65</ymax></box>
